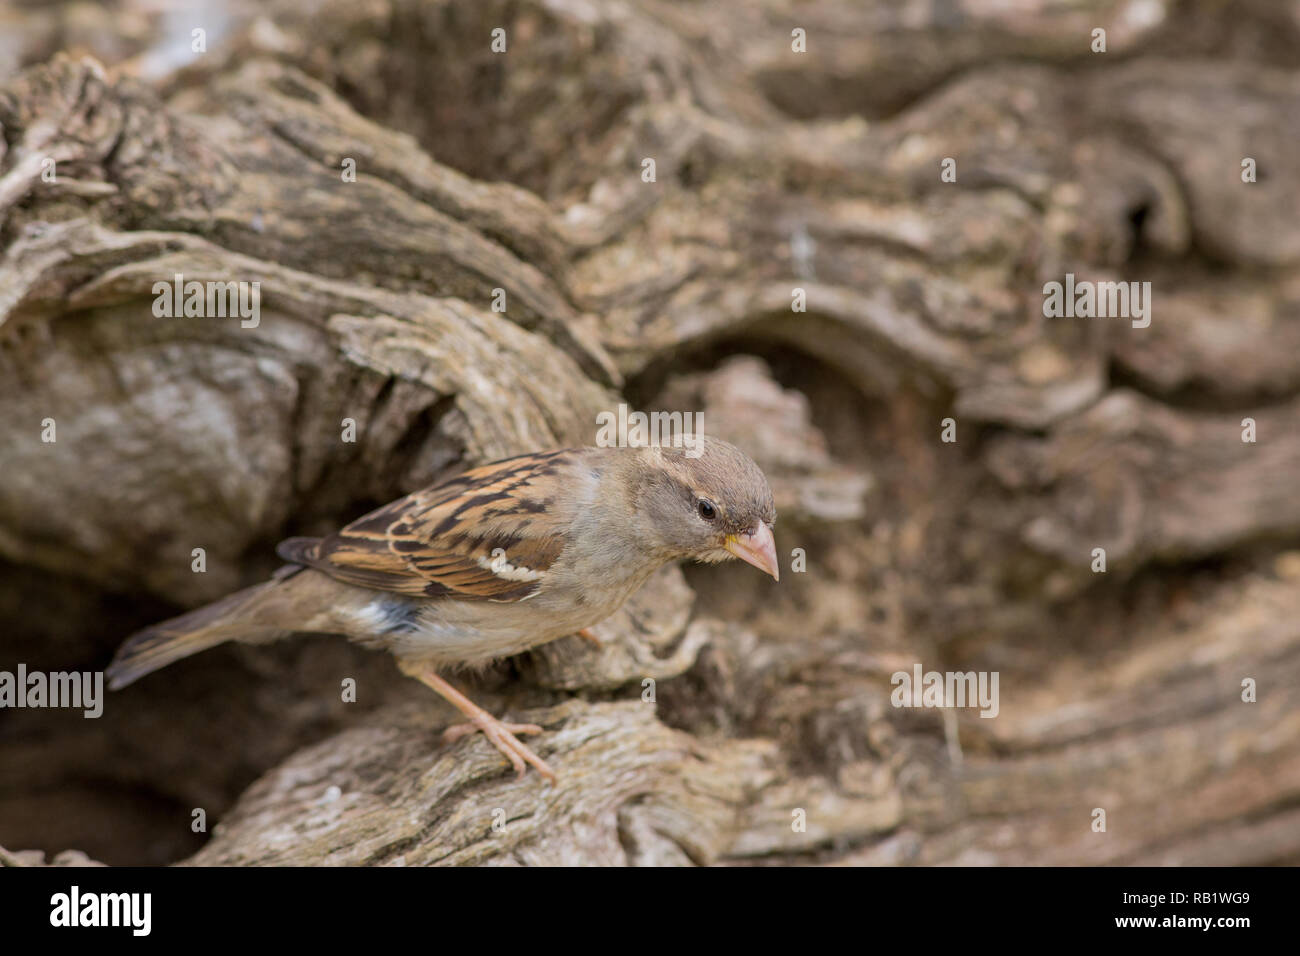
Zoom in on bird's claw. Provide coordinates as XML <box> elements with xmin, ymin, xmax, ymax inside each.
<box><xmin>443</xmin><ymin>717</ymin><xmax>555</xmax><ymax>781</ymax></box>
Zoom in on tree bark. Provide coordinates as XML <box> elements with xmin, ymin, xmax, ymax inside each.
<box><xmin>1</xmin><ymin>0</ymin><xmax>1298</xmax><ymax>866</ymax></box>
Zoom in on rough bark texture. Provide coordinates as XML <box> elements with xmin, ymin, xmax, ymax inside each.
<box><xmin>1</xmin><ymin>0</ymin><xmax>1298</xmax><ymax>866</ymax></box>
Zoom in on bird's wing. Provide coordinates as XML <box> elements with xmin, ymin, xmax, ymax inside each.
<box><xmin>276</xmin><ymin>450</ymin><xmax>580</xmax><ymax>601</ymax></box>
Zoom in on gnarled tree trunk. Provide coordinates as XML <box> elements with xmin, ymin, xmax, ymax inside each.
<box><xmin>1</xmin><ymin>0</ymin><xmax>1298</xmax><ymax>866</ymax></box>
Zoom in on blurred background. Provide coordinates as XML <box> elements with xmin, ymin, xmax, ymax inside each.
<box><xmin>1</xmin><ymin>0</ymin><xmax>1298</xmax><ymax>866</ymax></box>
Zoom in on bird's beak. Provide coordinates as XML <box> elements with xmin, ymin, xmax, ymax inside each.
<box><xmin>725</xmin><ymin>524</ymin><xmax>779</xmax><ymax>581</ymax></box>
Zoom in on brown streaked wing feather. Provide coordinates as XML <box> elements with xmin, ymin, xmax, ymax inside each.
<box><xmin>276</xmin><ymin>450</ymin><xmax>576</xmax><ymax>601</ymax></box>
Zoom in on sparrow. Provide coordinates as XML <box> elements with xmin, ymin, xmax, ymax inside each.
<box><xmin>106</xmin><ymin>437</ymin><xmax>778</xmax><ymax>780</ymax></box>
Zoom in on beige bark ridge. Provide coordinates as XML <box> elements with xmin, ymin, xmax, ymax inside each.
<box><xmin>1</xmin><ymin>0</ymin><xmax>1298</xmax><ymax>866</ymax></box>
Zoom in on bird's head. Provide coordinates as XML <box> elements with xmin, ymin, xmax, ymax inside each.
<box><xmin>625</xmin><ymin>436</ymin><xmax>779</xmax><ymax>580</ymax></box>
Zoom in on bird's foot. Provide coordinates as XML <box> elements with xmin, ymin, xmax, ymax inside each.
<box><xmin>443</xmin><ymin>716</ymin><xmax>555</xmax><ymax>781</ymax></box>
<box><xmin>443</xmin><ymin>719</ymin><xmax>543</xmax><ymax>743</ymax></box>
<box><xmin>397</xmin><ymin>659</ymin><xmax>557</xmax><ymax>782</ymax></box>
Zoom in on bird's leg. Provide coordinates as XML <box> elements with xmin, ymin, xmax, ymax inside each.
<box><xmin>575</xmin><ymin>626</ymin><xmax>603</xmax><ymax>647</ymax></box>
<box><xmin>397</xmin><ymin>660</ymin><xmax>555</xmax><ymax>781</ymax></box>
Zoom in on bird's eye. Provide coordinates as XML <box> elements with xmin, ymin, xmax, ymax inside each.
<box><xmin>697</xmin><ymin>498</ymin><xmax>717</xmax><ymax>521</ymax></box>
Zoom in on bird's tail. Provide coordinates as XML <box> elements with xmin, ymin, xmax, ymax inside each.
<box><xmin>106</xmin><ymin>580</ymin><xmax>286</xmax><ymax>690</ymax></box>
